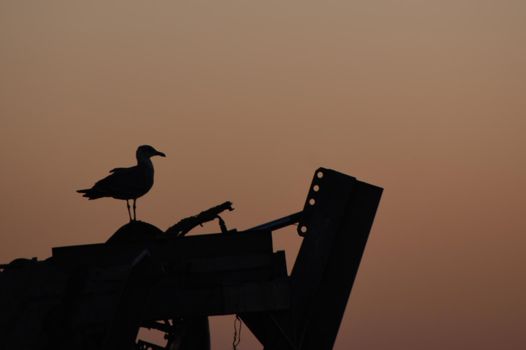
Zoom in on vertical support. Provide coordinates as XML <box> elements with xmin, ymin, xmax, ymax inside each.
<box><xmin>102</xmin><ymin>250</ymin><xmax>162</xmax><ymax>350</ymax></box>
<box><xmin>298</xmin><ymin>172</ymin><xmax>383</xmax><ymax>350</ymax></box>
<box><xmin>242</xmin><ymin>168</ymin><xmax>383</xmax><ymax>350</ymax></box>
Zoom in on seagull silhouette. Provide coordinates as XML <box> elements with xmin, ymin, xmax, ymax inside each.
<box><xmin>77</xmin><ymin>145</ymin><xmax>166</xmax><ymax>221</ymax></box>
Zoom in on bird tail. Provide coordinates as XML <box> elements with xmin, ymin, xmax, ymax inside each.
<box><xmin>77</xmin><ymin>189</ymin><xmax>104</xmax><ymax>200</ymax></box>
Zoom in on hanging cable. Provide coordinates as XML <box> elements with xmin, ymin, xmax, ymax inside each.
<box><xmin>233</xmin><ymin>314</ymin><xmax>242</xmax><ymax>349</ymax></box>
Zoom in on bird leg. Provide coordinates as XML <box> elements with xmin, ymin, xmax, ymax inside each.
<box><xmin>133</xmin><ymin>199</ymin><xmax>137</xmax><ymax>221</ymax></box>
<box><xmin>126</xmin><ymin>200</ymin><xmax>132</xmax><ymax>222</ymax></box>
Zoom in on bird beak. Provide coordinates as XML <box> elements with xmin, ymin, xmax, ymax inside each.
<box><xmin>156</xmin><ymin>151</ymin><xmax>166</xmax><ymax>157</ymax></box>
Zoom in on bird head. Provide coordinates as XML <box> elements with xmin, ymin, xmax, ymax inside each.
<box><xmin>136</xmin><ymin>145</ymin><xmax>166</xmax><ymax>160</ymax></box>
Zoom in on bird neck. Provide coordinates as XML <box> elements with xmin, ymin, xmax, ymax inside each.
<box><xmin>137</xmin><ymin>156</ymin><xmax>153</xmax><ymax>169</ymax></box>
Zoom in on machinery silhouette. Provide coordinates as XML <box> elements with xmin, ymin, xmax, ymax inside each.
<box><xmin>0</xmin><ymin>168</ymin><xmax>383</xmax><ymax>350</ymax></box>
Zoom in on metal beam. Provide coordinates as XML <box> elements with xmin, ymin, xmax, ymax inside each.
<box><xmin>241</xmin><ymin>168</ymin><xmax>383</xmax><ymax>350</ymax></box>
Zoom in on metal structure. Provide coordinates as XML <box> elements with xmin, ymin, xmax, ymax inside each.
<box><xmin>0</xmin><ymin>168</ymin><xmax>383</xmax><ymax>350</ymax></box>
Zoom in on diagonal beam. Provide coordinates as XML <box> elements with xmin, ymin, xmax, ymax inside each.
<box><xmin>241</xmin><ymin>168</ymin><xmax>383</xmax><ymax>350</ymax></box>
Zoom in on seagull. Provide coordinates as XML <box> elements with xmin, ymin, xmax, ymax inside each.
<box><xmin>77</xmin><ymin>145</ymin><xmax>166</xmax><ymax>221</ymax></box>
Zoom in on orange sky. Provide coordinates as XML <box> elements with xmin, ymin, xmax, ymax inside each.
<box><xmin>1</xmin><ymin>1</ymin><xmax>525</xmax><ymax>349</ymax></box>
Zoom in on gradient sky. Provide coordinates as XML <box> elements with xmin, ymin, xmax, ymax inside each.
<box><xmin>1</xmin><ymin>1</ymin><xmax>525</xmax><ymax>349</ymax></box>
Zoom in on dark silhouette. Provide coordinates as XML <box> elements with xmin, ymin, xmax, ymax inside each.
<box><xmin>166</xmin><ymin>201</ymin><xmax>234</xmax><ymax>237</ymax></box>
<box><xmin>106</xmin><ymin>220</ymin><xmax>164</xmax><ymax>244</ymax></box>
<box><xmin>77</xmin><ymin>145</ymin><xmax>166</xmax><ymax>221</ymax></box>
<box><xmin>0</xmin><ymin>168</ymin><xmax>383</xmax><ymax>350</ymax></box>
<box><xmin>106</xmin><ymin>202</ymin><xmax>234</xmax><ymax>245</ymax></box>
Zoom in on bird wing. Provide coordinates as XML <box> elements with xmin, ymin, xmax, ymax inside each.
<box><xmin>109</xmin><ymin>167</ymin><xmax>127</xmax><ymax>173</ymax></box>
<box><xmin>85</xmin><ymin>166</ymin><xmax>150</xmax><ymax>199</ymax></box>
<box><xmin>98</xmin><ymin>167</ymin><xmax>146</xmax><ymax>190</ymax></box>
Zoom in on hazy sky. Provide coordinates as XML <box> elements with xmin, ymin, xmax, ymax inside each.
<box><xmin>1</xmin><ymin>1</ymin><xmax>525</xmax><ymax>349</ymax></box>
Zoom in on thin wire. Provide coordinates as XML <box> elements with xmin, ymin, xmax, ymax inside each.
<box><xmin>233</xmin><ymin>315</ymin><xmax>242</xmax><ymax>349</ymax></box>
